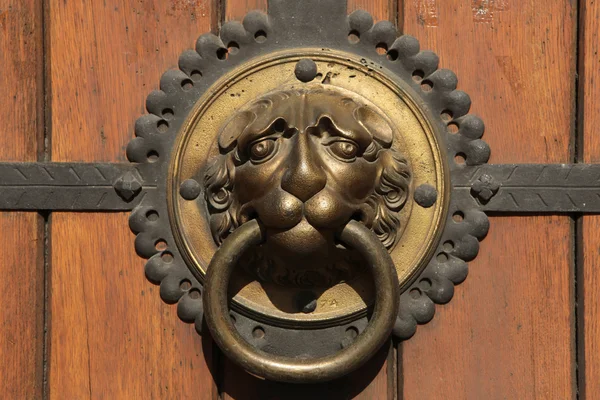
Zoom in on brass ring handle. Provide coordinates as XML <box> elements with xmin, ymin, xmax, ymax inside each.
<box><xmin>203</xmin><ymin>219</ymin><xmax>400</xmax><ymax>383</ymax></box>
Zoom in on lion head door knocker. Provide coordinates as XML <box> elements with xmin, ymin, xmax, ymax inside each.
<box><xmin>128</xmin><ymin>0</ymin><xmax>490</xmax><ymax>383</ymax></box>
<box><xmin>205</xmin><ymin>87</ymin><xmax>412</xmax><ymax>287</ymax></box>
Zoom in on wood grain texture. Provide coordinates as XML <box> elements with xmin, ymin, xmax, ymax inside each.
<box><xmin>348</xmin><ymin>0</ymin><xmax>395</xmax><ymax>22</ymax></box>
<box><xmin>581</xmin><ymin>1</ymin><xmax>600</xmax><ymax>398</ymax></box>
<box><xmin>50</xmin><ymin>214</ymin><xmax>216</xmax><ymax>399</ymax></box>
<box><xmin>402</xmin><ymin>217</ymin><xmax>573</xmax><ymax>399</ymax></box>
<box><xmin>50</xmin><ymin>0</ymin><xmax>213</xmax><ymax>163</ymax></box>
<box><xmin>582</xmin><ymin>215</ymin><xmax>599</xmax><ymax>399</ymax></box>
<box><xmin>48</xmin><ymin>1</ymin><xmax>217</xmax><ymax>398</ymax></box>
<box><xmin>0</xmin><ymin>0</ymin><xmax>43</xmax><ymax>161</ymax></box>
<box><xmin>220</xmin><ymin>0</ymin><xmax>394</xmax><ymax>398</ymax></box>
<box><xmin>0</xmin><ymin>214</ymin><xmax>44</xmax><ymax>399</ymax></box>
<box><xmin>0</xmin><ymin>0</ymin><xmax>44</xmax><ymax>398</ymax></box>
<box><xmin>224</xmin><ymin>0</ymin><xmax>266</xmax><ymax>21</ymax></box>
<box><xmin>401</xmin><ymin>1</ymin><xmax>577</xmax><ymax>399</ymax></box>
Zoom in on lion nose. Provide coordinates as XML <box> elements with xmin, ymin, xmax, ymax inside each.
<box><xmin>281</xmin><ymin>133</ymin><xmax>326</xmax><ymax>202</ymax></box>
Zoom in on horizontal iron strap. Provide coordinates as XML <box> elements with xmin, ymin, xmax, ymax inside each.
<box><xmin>0</xmin><ymin>162</ymin><xmax>157</xmax><ymax>211</ymax></box>
<box><xmin>0</xmin><ymin>187</ymin><xmax>156</xmax><ymax>211</ymax></box>
<box><xmin>456</xmin><ymin>164</ymin><xmax>600</xmax><ymax>213</ymax></box>
<box><xmin>1</xmin><ymin>162</ymin><xmax>599</xmax><ymax>213</ymax></box>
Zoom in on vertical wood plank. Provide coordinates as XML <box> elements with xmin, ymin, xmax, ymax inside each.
<box><xmin>0</xmin><ymin>215</ymin><xmax>44</xmax><ymax>398</ymax></box>
<box><xmin>401</xmin><ymin>1</ymin><xmax>576</xmax><ymax>399</ymax></box>
<box><xmin>51</xmin><ymin>214</ymin><xmax>216</xmax><ymax>399</ymax></box>
<box><xmin>581</xmin><ymin>1</ymin><xmax>600</xmax><ymax>398</ymax></box>
<box><xmin>0</xmin><ymin>0</ymin><xmax>45</xmax><ymax>398</ymax></box>
<box><xmin>0</xmin><ymin>0</ymin><xmax>43</xmax><ymax>161</ymax></box>
<box><xmin>582</xmin><ymin>217</ymin><xmax>599</xmax><ymax>400</ymax></box>
<box><xmin>220</xmin><ymin>1</ymin><xmax>395</xmax><ymax>398</ymax></box>
<box><xmin>48</xmin><ymin>1</ymin><xmax>217</xmax><ymax>398</ymax></box>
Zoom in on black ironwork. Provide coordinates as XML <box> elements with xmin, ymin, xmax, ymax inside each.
<box><xmin>1</xmin><ymin>163</ymin><xmax>597</xmax><ymax>214</ymax></box>
<box><xmin>456</xmin><ymin>164</ymin><xmax>600</xmax><ymax>213</ymax></box>
<box><xmin>0</xmin><ymin>162</ymin><xmax>156</xmax><ymax>211</ymax></box>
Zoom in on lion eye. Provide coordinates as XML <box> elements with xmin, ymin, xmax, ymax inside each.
<box><xmin>328</xmin><ymin>140</ymin><xmax>358</xmax><ymax>160</ymax></box>
<box><xmin>249</xmin><ymin>138</ymin><xmax>277</xmax><ymax>162</ymax></box>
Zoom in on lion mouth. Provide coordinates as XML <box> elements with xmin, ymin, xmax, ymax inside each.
<box><xmin>239</xmin><ymin>215</ymin><xmax>369</xmax><ymax>287</ymax></box>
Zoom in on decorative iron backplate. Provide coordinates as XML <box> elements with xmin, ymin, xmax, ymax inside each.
<box><xmin>2</xmin><ymin>0</ymin><xmax>599</xmax><ymax>382</ymax></box>
<box><xmin>121</xmin><ymin>0</ymin><xmax>495</xmax><ymax>352</ymax></box>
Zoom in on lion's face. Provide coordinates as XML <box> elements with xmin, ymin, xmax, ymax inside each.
<box><xmin>204</xmin><ymin>87</ymin><xmax>411</xmax><ymax>286</ymax></box>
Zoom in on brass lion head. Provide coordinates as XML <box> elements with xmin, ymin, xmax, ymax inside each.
<box><xmin>203</xmin><ymin>86</ymin><xmax>412</xmax><ymax>287</ymax></box>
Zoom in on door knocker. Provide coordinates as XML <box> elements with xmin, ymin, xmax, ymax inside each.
<box><xmin>2</xmin><ymin>0</ymin><xmax>599</xmax><ymax>384</ymax></box>
<box><xmin>129</xmin><ymin>1</ymin><xmax>488</xmax><ymax>382</ymax></box>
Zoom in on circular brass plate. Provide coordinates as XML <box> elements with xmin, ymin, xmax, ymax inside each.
<box><xmin>169</xmin><ymin>49</ymin><xmax>449</xmax><ymax>327</ymax></box>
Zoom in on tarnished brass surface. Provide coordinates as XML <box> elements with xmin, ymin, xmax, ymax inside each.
<box><xmin>203</xmin><ymin>219</ymin><xmax>400</xmax><ymax>383</ymax></box>
<box><xmin>205</xmin><ymin>86</ymin><xmax>411</xmax><ymax>287</ymax></box>
<box><xmin>169</xmin><ymin>49</ymin><xmax>448</xmax><ymax>327</ymax></box>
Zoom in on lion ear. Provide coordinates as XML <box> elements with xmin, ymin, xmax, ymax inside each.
<box><xmin>354</xmin><ymin>106</ymin><xmax>393</xmax><ymax>147</ymax></box>
<box><xmin>218</xmin><ymin>110</ymin><xmax>256</xmax><ymax>152</ymax></box>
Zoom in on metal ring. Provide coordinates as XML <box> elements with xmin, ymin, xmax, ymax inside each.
<box><xmin>203</xmin><ymin>219</ymin><xmax>400</xmax><ymax>383</ymax></box>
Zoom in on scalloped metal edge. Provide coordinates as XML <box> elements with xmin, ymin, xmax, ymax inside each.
<box><xmin>126</xmin><ymin>0</ymin><xmax>490</xmax><ymax>347</ymax></box>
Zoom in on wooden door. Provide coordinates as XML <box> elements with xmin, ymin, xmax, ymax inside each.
<box><xmin>1</xmin><ymin>0</ymin><xmax>594</xmax><ymax>398</ymax></box>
